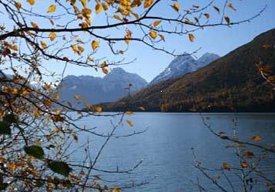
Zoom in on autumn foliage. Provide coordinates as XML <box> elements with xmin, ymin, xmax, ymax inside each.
<box><xmin>0</xmin><ymin>0</ymin><xmax>268</xmax><ymax>191</ymax></box>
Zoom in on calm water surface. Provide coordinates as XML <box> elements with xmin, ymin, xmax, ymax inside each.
<box><xmin>70</xmin><ymin>113</ymin><xmax>275</xmax><ymax>191</ymax></box>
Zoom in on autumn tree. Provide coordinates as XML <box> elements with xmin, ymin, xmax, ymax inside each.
<box><xmin>0</xmin><ymin>0</ymin><xmax>266</xmax><ymax>191</ymax></box>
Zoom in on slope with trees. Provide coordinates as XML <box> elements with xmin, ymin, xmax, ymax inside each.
<box><xmin>106</xmin><ymin>29</ymin><xmax>275</xmax><ymax>112</ymax></box>
<box><xmin>0</xmin><ymin>0</ymin><xmax>269</xmax><ymax>191</ymax></box>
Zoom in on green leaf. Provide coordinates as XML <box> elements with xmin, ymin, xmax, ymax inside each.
<box><xmin>24</xmin><ymin>145</ymin><xmax>45</xmax><ymax>159</ymax></box>
<box><xmin>3</xmin><ymin>114</ymin><xmax>18</xmax><ymax>124</ymax></box>
<box><xmin>48</xmin><ymin>160</ymin><xmax>72</xmax><ymax>177</ymax></box>
<box><xmin>0</xmin><ymin>121</ymin><xmax>11</xmax><ymax>135</ymax></box>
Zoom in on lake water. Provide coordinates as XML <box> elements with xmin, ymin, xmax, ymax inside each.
<box><xmin>70</xmin><ymin>113</ymin><xmax>275</xmax><ymax>191</ymax></box>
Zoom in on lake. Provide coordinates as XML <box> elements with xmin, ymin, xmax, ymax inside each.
<box><xmin>70</xmin><ymin>113</ymin><xmax>275</xmax><ymax>191</ymax></box>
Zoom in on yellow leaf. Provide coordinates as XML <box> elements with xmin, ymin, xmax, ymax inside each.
<box><xmin>139</xmin><ymin>106</ymin><xmax>145</xmax><ymax>111</ymax></box>
<box><xmin>126</xmin><ymin>120</ymin><xmax>133</xmax><ymax>127</ymax></box>
<box><xmin>188</xmin><ymin>33</ymin><xmax>195</xmax><ymax>42</ymax></box>
<box><xmin>94</xmin><ymin>106</ymin><xmax>102</xmax><ymax>113</ymax></box>
<box><xmin>152</xmin><ymin>20</ymin><xmax>161</xmax><ymax>27</ymax></box>
<box><xmin>80</xmin><ymin>0</ymin><xmax>87</xmax><ymax>7</ymax></box>
<box><xmin>71</xmin><ymin>44</ymin><xmax>79</xmax><ymax>54</ymax></box>
<box><xmin>31</xmin><ymin>22</ymin><xmax>39</xmax><ymax>29</ymax></box>
<box><xmin>268</xmin><ymin>75</ymin><xmax>275</xmax><ymax>83</ymax></box>
<box><xmin>81</xmin><ymin>21</ymin><xmax>90</xmax><ymax>28</ymax></box>
<box><xmin>47</xmin><ymin>4</ymin><xmax>56</xmax><ymax>13</ymax></box>
<box><xmin>149</xmin><ymin>30</ymin><xmax>158</xmax><ymax>39</ymax></box>
<box><xmin>43</xmin><ymin>83</ymin><xmax>52</xmax><ymax>91</ymax></box>
<box><xmin>113</xmin><ymin>14</ymin><xmax>123</xmax><ymax>21</ymax></box>
<box><xmin>117</xmin><ymin>6</ymin><xmax>130</xmax><ymax>16</ymax></box>
<box><xmin>11</xmin><ymin>88</ymin><xmax>18</xmax><ymax>95</ymax></box>
<box><xmin>119</xmin><ymin>0</ymin><xmax>131</xmax><ymax>7</ymax></box>
<box><xmin>102</xmin><ymin>2</ymin><xmax>109</xmax><ymax>10</ymax></box>
<box><xmin>77</xmin><ymin>45</ymin><xmax>84</xmax><ymax>54</ymax></box>
<box><xmin>223</xmin><ymin>162</ymin><xmax>231</xmax><ymax>171</ymax></box>
<box><xmin>91</xmin><ymin>40</ymin><xmax>100</xmax><ymax>51</ymax></box>
<box><xmin>40</xmin><ymin>41</ymin><xmax>47</xmax><ymax>49</ymax></box>
<box><xmin>33</xmin><ymin>110</ymin><xmax>41</xmax><ymax>118</ymax></box>
<box><xmin>87</xmin><ymin>56</ymin><xmax>94</xmax><ymax>61</ymax></box>
<box><xmin>15</xmin><ymin>2</ymin><xmax>22</xmax><ymax>10</ymax></box>
<box><xmin>251</xmin><ymin>135</ymin><xmax>262</xmax><ymax>142</ymax></box>
<box><xmin>131</xmin><ymin>12</ymin><xmax>139</xmax><ymax>19</ymax></box>
<box><xmin>112</xmin><ymin>186</ymin><xmax>122</xmax><ymax>192</ymax></box>
<box><xmin>8</xmin><ymin>162</ymin><xmax>16</xmax><ymax>173</ymax></box>
<box><xmin>43</xmin><ymin>99</ymin><xmax>52</xmax><ymax>107</ymax></box>
<box><xmin>70</xmin><ymin>0</ymin><xmax>76</xmax><ymax>4</ymax></box>
<box><xmin>228</xmin><ymin>2</ymin><xmax>236</xmax><ymax>11</ymax></box>
<box><xmin>126</xmin><ymin>111</ymin><xmax>134</xmax><ymax>115</ymax></box>
<box><xmin>144</xmin><ymin>0</ymin><xmax>154</xmax><ymax>8</ymax></box>
<box><xmin>10</xmin><ymin>44</ymin><xmax>18</xmax><ymax>51</ymax></box>
<box><xmin>262</xmin><ymin>44</ymin><xmax>272</xmax><ymax>49</ymax></box>
<box><xmin>171</xmin><ymin>2</ymin><xmax>180</xmax><ymax>12</ymax></box>
<box><xmin>49</xmin><ymin>32</ymin><xmax>57</xmax><ymax>41</ymax></box>
<box><xmin>27</xmin><ymin>0</ymin><xmax>35</xmax><ymax>6</ymax></box>
<box><xmin>95</xmin><ymin>3</ymin><xmax>103</xmax><ymax>14</ymax></box>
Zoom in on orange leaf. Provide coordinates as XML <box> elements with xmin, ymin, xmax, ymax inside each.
<box><xmin>152</xmin><ymin>20</ymin><xmax>161</xmax><ymax>27</ymax></box>
<box><xmin>102</xmin><ymin>67</ymin><xmax>109</xmax><ymax>74</ymax></box>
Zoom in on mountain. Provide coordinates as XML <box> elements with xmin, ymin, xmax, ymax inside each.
<box><xmin>104</xmin><ymin>29</ymin><xmax>275</xmax><ymax>112</ymax></box>
<box><xmin>58</xmin><ymin>67</ymin><xmax>147</xmax><ymax>108</ymax></box>
<box><xmin>149</xmin><ymin>53</ymin><xmax>219</xmax><ymax>85</ymax></box>
<box><xmin>196</xmin><ymin>53</ymin><xmax>220</xmax><ymax>68</ymax></box>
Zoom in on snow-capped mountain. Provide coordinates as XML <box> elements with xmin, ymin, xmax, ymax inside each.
<box><xmin>196</xmin><ymin>53</ymin><xmax>220</xmax><ymax>68</ymax></box>
<box><xmin>149</xmin><ymin>53</ymin><xmax>220</xmax><ymax>85</ymax></box>
<box><xmin>58</xmin><ymin>67</ymin><xmax>147</xmax><ymax>107</ymax></box>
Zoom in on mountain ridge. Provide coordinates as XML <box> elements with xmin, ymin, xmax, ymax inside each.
<box><xmin>149</xmin><ymin>52</ymin><xmax>220</xmax><ymax>85</ymax></box>
<box><xmin>57</xmin><ymin>67</ymin><xmax>147</xmax><ymax>108</ymax></box>
<box><xmin>103</xmin><ymin>29</ymin><xmax>275</xmax><ymax>112</ymax></box>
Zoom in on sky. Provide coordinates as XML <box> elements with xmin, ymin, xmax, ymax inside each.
<box><xmin>63</xmin><ymin>0</ymin><xmax>275</xmax><ymax>83</ymax></box>
<box><xmin>119</xmin><ymin>0</ymin><xmax>275</xmax><ymax>82</ymax></box>
<box><xmin>2</xmin><ymin>0</ymin><xmax>275</xmax><ymax>83</ymax></box>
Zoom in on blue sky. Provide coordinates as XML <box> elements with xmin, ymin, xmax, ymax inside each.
<box><xmin>119</xmin><ymin>0</ymin><xmax>275</xmax><ymax>82</ymax></box>
<box><xmin>4</xmin><ymin>0</ymin><xmax>274</xmax><ymax>83</ymax></box>
<box><xmin>61</xmin><ymin>0</ymin><xmax>274</xmax><ymax>82</ymax></box>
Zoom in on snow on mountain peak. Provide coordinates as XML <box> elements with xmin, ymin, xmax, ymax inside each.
<box><xmin>196</xmin><ymin>53</ymin><xmax>220</xmax><ymax>68</ymax></box>
<box><xmin>149</xmin><ymin>53</ymin><xmax>220</xmax><ymax>85</ymax></box>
